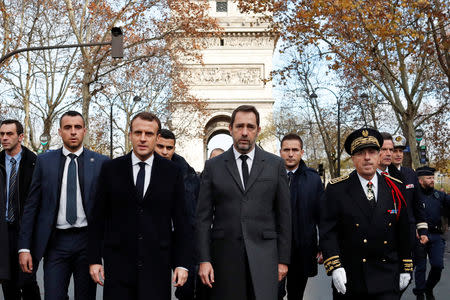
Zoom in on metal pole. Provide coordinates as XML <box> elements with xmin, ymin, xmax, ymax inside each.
<box><xmin>0</xmin><ymin>42</ymin><xmax>110</xmax><ymax>65</ymax></box>
<box><xmin>110</xmin><ymin>104</ymin><xmax>113</xmax><ymax>159</ymax></box>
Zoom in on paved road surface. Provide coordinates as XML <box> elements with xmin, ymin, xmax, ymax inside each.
<box><xmin>2</xmin><ymin>231</ymin><xmax>449</xmax><ymax>299</ymax></box>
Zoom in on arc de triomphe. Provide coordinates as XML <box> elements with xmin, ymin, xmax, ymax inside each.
<box><xmin>172</xmin><ymin>1</ymin><xmax>277</xmax><ymax>171</ymax></box>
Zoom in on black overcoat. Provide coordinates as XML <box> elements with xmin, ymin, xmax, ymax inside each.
<box><xmin>0</xmin><ymin>165</ymin><xmax>10</xmax><ymax>281</ymax></box>
<box><xmin>88</xmin><ymin>152</ymin><xmax>192</xmax><ymax>300</ymax></box>
<box><xmin>0</xmin><ymin>146</ymin><xmax>36</xmax><ymax>223</ymax></box>
<box><xmin>319</xmin><ymin>171</ymin><xmax>411</xmax><ymax>295</ymax></box>
<box><xmin>290</xmin><ymin>160</ymin><xmax>323</xmax><ymax>277</ymax></box>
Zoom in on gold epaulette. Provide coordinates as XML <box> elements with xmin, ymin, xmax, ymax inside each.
<box><xmin>329</xmin><ymin>175</ymin><xmax>349</xmax><ymax>185</ymax></box>
<box><xmin>402</xmin><ymin>259</ymin><xmax>413</xmax><ymax>272</ymax></box>
<box><xmin>323</xmin><ymin>255</ymin><xmax>342</xmax><ymax>275</ymax></box>
<box><xmin>382</xmin><ymin>173</ymin><xmax>403</xmax><ymax>184</ymax></box>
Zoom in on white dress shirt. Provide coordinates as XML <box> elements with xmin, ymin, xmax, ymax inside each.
<box><xmin>357</xmin><ymin>173</ymin><xmax>378</xmax><ymax>202</ymax></box>
<box><xmin>56</xmin><ymin>147</ymin><xmax>87</xmax><ymax>229</ymax></box>
<box><xmin>131</xmin><ymin>151</ymin><xmax>154</xmax><ymax>197</ymax></box>
<box><xmin>232</xmin><ymin>146</ymin><xmax>255</xmax><ymax>189</ymax></box>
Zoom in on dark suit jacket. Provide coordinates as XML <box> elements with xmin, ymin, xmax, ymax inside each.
<box><xmin>88</xmin><ymin>152</ymin><xmax>192</xmax><ymax>300</ymax></box>
<box><xmin>0</xmin><ymin>146</ymin><xmax>36</xmax><ymax>223</ymax></box>
<box><xmin>0</xmin><ymin>165</ymin><xmax>10</xmax><ymax>280</ymax></box>
<box><xmin>389</xmin><ymin>165</ymin><xmax>427</xmax><ymax>235</ymax></box>
<box><xmin>196</xmin><ymin>146</ymin><xmax>291</xmax><ymax>300</ymax></box>
<box><xmin>18</xmin><ymin>148</ymin><xmax>108</xmax><ymax>262</ymax></box>
<box><xmin>290</xmin><ymin>160</ymin><xmax>323</xmax><ymax>277</ymax></box>
<box><xmin>320</xmin><ymin>171</ymin><xmax>411</xmax><ymax>295</ymax></box>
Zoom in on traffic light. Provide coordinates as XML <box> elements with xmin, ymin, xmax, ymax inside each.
<box><xmin>418</xmin><ymin>145</ymin><xmax>427</xmax><ymax>165</ymax></box>
<box><xmin>111</xmin><ymin>27</ymin><xmax>123</xmax><ymax>58</ymax></box>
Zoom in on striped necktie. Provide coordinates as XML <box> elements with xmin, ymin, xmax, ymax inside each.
<box><xmin>8</xmin><ymin>157</ymin><xmax>17</xmax><ymax>222</ymax></box>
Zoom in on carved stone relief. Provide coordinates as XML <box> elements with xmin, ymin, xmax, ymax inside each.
<box><xmin>183</xmin><ymin>65</ymin><xmax>264</xmax><ymax>86</ymax></box>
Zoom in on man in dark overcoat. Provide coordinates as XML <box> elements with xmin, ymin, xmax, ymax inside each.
<box><xmin>0</xmin><ymin>164</ymin><xmax>10</xmax><ymax>282</ymax></box>
<box><xmin>320</xmin><ymin>128</ymin><xmax>412</xmax><ymax>299</ymax></box>
<box><xmin>0</xmin><ymin>119</ymin><xmax>40</xmax><ymax>299</ymax></box>
<box><xmin>88</xmin><ymin>112</ymin><xmax>193</xmax><ymax>300</ymax></box>
<box><xmin>278</xmin><ymin>133</ymin><xmax>323</xmax><ymax>300</ymax></box>
<box><xmin>196</xmin><ymin>105</ymin><xmax>291</xmax><ymax>300</ymax></box>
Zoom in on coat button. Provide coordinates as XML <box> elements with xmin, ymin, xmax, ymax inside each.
<box><xmin>363</xmin><ymin>239</ymin><xmax>367</xmax><ymax>243</ymax></box>
<box><xmin>382</xmin><ymin>259</ymin><xmax>386</xmax><ymax>262</ymax></box>
<box><xmin>384</xmin><ymin>241</ymin><xmax>388</xmax><ymax>244</ymax></box>
<box><xmin>362</xmin><ymin>258</ymin><xmax>366</xmax><ymax>262</ymax></box>
<box><xmin>355</xmin><ymin>223</ymin><xmax>360</xmax><ymax>227</ymax></box>
<box><xmin>388</xmin><ymin>223</ymin><xmax>392</xmax><ymax>227</ymax></box>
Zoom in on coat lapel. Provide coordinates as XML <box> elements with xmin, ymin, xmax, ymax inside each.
<box><xmin>143</xmin><ymin>153</ymin><xmax>159</xmax><ymax>201</ymax></box>
<box><xmin>347</xmin><ymin>171</ymin><xmax>372</xmax><ymax>219</ymax></box>
<box><xmin>244</xmin><ymin>147</ymin><xmax>265</xmax><ymax>193</ymax></box>
<box><xmin>124</xmin><ymin>152</ymin><xmax>141</xmax><ymax>202</ymax></box>
<box><xmin>224</xmin><ymin>148</ymin><xmax>245</xmax><ymax>193</ymax></box>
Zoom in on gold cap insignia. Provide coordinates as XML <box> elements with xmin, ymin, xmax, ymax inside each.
<box><xmin>395</xmin><ymin>136</ymin><xmax>402</xmax><ymax>141</ymax></box>
<box><xmin>362</xmin><ymin>130</ymin><xmax>369</xmax><ymax>137</ymax></box>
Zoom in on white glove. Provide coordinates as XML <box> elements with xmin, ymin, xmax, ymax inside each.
<box><xmin>399</xmin><ymin>273</ymin><xmax>411</xmax><ymax>290</ymax></box>
<box><xmin>332</xmin><ymin>267</ymin><xmax>347</xmax><ymax>294</ymax></box>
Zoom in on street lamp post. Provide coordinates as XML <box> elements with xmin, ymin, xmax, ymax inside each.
<box><xmin>109</xmin><ymin>94</ymin><xmax>141</xmax><ymax>158</ymax></box>
<box><xmin>310</xmin><ymin>88</ymin><xmax>343</xmax><ymax>177</ymax></box>
<box><xmin>359</xmin><ymin>93</ymin><xmax>369</xmax><ymax>127</ymax></box>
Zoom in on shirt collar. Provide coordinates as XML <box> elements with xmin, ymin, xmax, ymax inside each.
<box><xmin>131</xmin><ymin>151</ymin><xmax>154</xmax><ymax>167</ymax></box>
<box><xmin>377</xmin><ymin>167</ymin><xmax>389</xmax><ymax>175</ymax></box>
<box><xmin>357</xmin><ymin>172</ymin><xmax>378</xmax><ymax>187</ymax></box>
<box><xmin>233</xmin><ymin>146</ymin><xmax>255</xmax><ymax>161</ymax></box>
<box><xmin>286</xmin><ymin>167</ymin><xmax>298</xmax><ymax>174</ymax></box>
<box><xmin>62</xmin><ymin>146</ymin><xmax>83</xmax><ymax>157</ymax></box>
<box><xmin>5</xmin><ymin>148</ymin><xmax>23</xmax><ymax>162</ymax></box>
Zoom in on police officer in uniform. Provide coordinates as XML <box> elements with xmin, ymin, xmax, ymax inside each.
<box><xmin>413</xmin><ymin>166</ymin><xmax>450</xmax><ymax>300</ymax></box>
<box><xmin>390</xmin><ymin>135</ymin><xmax>428</xmax><ymax>243</ymax></box>
<box><xmin>320</xmin><ymin>128</ymin><xmax>412</xmax><ymax>300</ymax></box>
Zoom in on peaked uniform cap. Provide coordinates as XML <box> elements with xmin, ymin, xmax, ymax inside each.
<box><xmin>344</xmin><ymin>127</ymin><xmax>383</xmax><ymax>155</ymax></box>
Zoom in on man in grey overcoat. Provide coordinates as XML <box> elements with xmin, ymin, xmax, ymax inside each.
<box><xmin>196</xmin><ymin>105</ymin><xmax>291</xmax><ymax>300</ymax></box>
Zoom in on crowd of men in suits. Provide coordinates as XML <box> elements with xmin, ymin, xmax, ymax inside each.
<box><xmin>0</xmin><ymin>105</ymin><xmax>448</xmax><ymax>300</ymax></box>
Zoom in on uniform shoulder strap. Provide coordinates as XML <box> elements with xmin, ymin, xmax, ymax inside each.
<box><xmin>329</xmin><ymin>175</ymin><xmax>349</xmax><ymax>185</ymax></box>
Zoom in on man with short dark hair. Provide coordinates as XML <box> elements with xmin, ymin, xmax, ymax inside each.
<box><xmin>0</xmin><ymin>119</ymin><xmax>40</xmax><ymax>300</ymax></box>
<box><xmin>320</xmin><ymin>128</ymin><xmax>412</xmax><ymax>299</ymax></box>
<box><xmin>413</xmin><ymin>166</ymin><xmax>450</xmax><ymax>300</ymax></box>
<box><xmin>379</xmin><ymin>133</ymin><xmax>429</xmax><ymax>249</ymax></box>
<box><xmin>18</xmin><ymin>111</ymin><xmax>108</xmax><ymax>300</ymax></box>
<box><xmin>196</xmin><ymin>105</ymin><xmax>291</xmax><ymax>300</ymax></box>
<box><xmin>0</xmin><ymin>120</ymin><xmax>41</xmax><ymax>300</ymax></box>
<box><xmin>278</xmin><ymin>133</ymin><xmax>323</xmax><ymax>300</ymax></box>
<box><xmin>88</xmin><ymin>112</ymin><xmax>192</xmax><ymax>300</ymax></box>
<box><xmin>155</xmin><ymin>128</ymin><xmax>200</xmax><ymax>300</ymax></box>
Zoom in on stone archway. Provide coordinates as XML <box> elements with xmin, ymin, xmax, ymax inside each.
<box><xmin>170</xmin><ymin>2</ymin><xmax>278</xmax><ymax>171</ymax></box>
<box><xmin>204</xmin><ymin>115</ymin><xmax>232</xmax><ymax>160</ymax></box>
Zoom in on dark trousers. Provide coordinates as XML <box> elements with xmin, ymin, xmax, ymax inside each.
<box><xmin>43</xmin><ymin>228</ymin><xmax>96</xmax><ymax>300</ymax></box>
<box><xmin>413</xmin><ymin>233</ymin><xmax>445</xmax><ymax>295</ymax></box>
<box><xmin>2</xmin><ymin>223</ymin><xmax>41</xmax><ymax>300</ymax></box>
<box><xmin>278</xmin><ymin>249</ymin><xmax>309</xmax><ymax>300</ymax></box>
<box><xmin>332</xmin><ymin>288</ymin><xmax>399</xmax><ymax>300</ymax></box>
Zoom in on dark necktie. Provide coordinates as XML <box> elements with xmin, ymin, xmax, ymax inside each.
<box><xmin>367</xmin><ymin>181</ymin><xmax>376</xmax><ymax>208</ymax></box>
<box><xmin>66</xmin><ymin>153</ymin><xmax>78</xmax><ymax>225</ymax></box>
<box><xmin>240</xmin><ymin>155</ymin><xmax>249</xmax><ymax>189</ymax></box>
<box><xmin>8</xmin><ymin>157</ymin><xmax>17</xmax><ymax>222</ymax></box>
<box><xmin>136</xmin><ymin>162</ymin><xmax>146</xmax><ymax>199</ymax></box>
<box><xmin>288</xmin><ymin>171</ymin><xmax>294</xmax><ymax>187</ymax></box>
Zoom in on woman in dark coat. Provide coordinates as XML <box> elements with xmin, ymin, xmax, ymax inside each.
<box><xmin>0</xmin><ymin>164</ymin><xmax>10</xmax><ymax>281</ymax></box>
